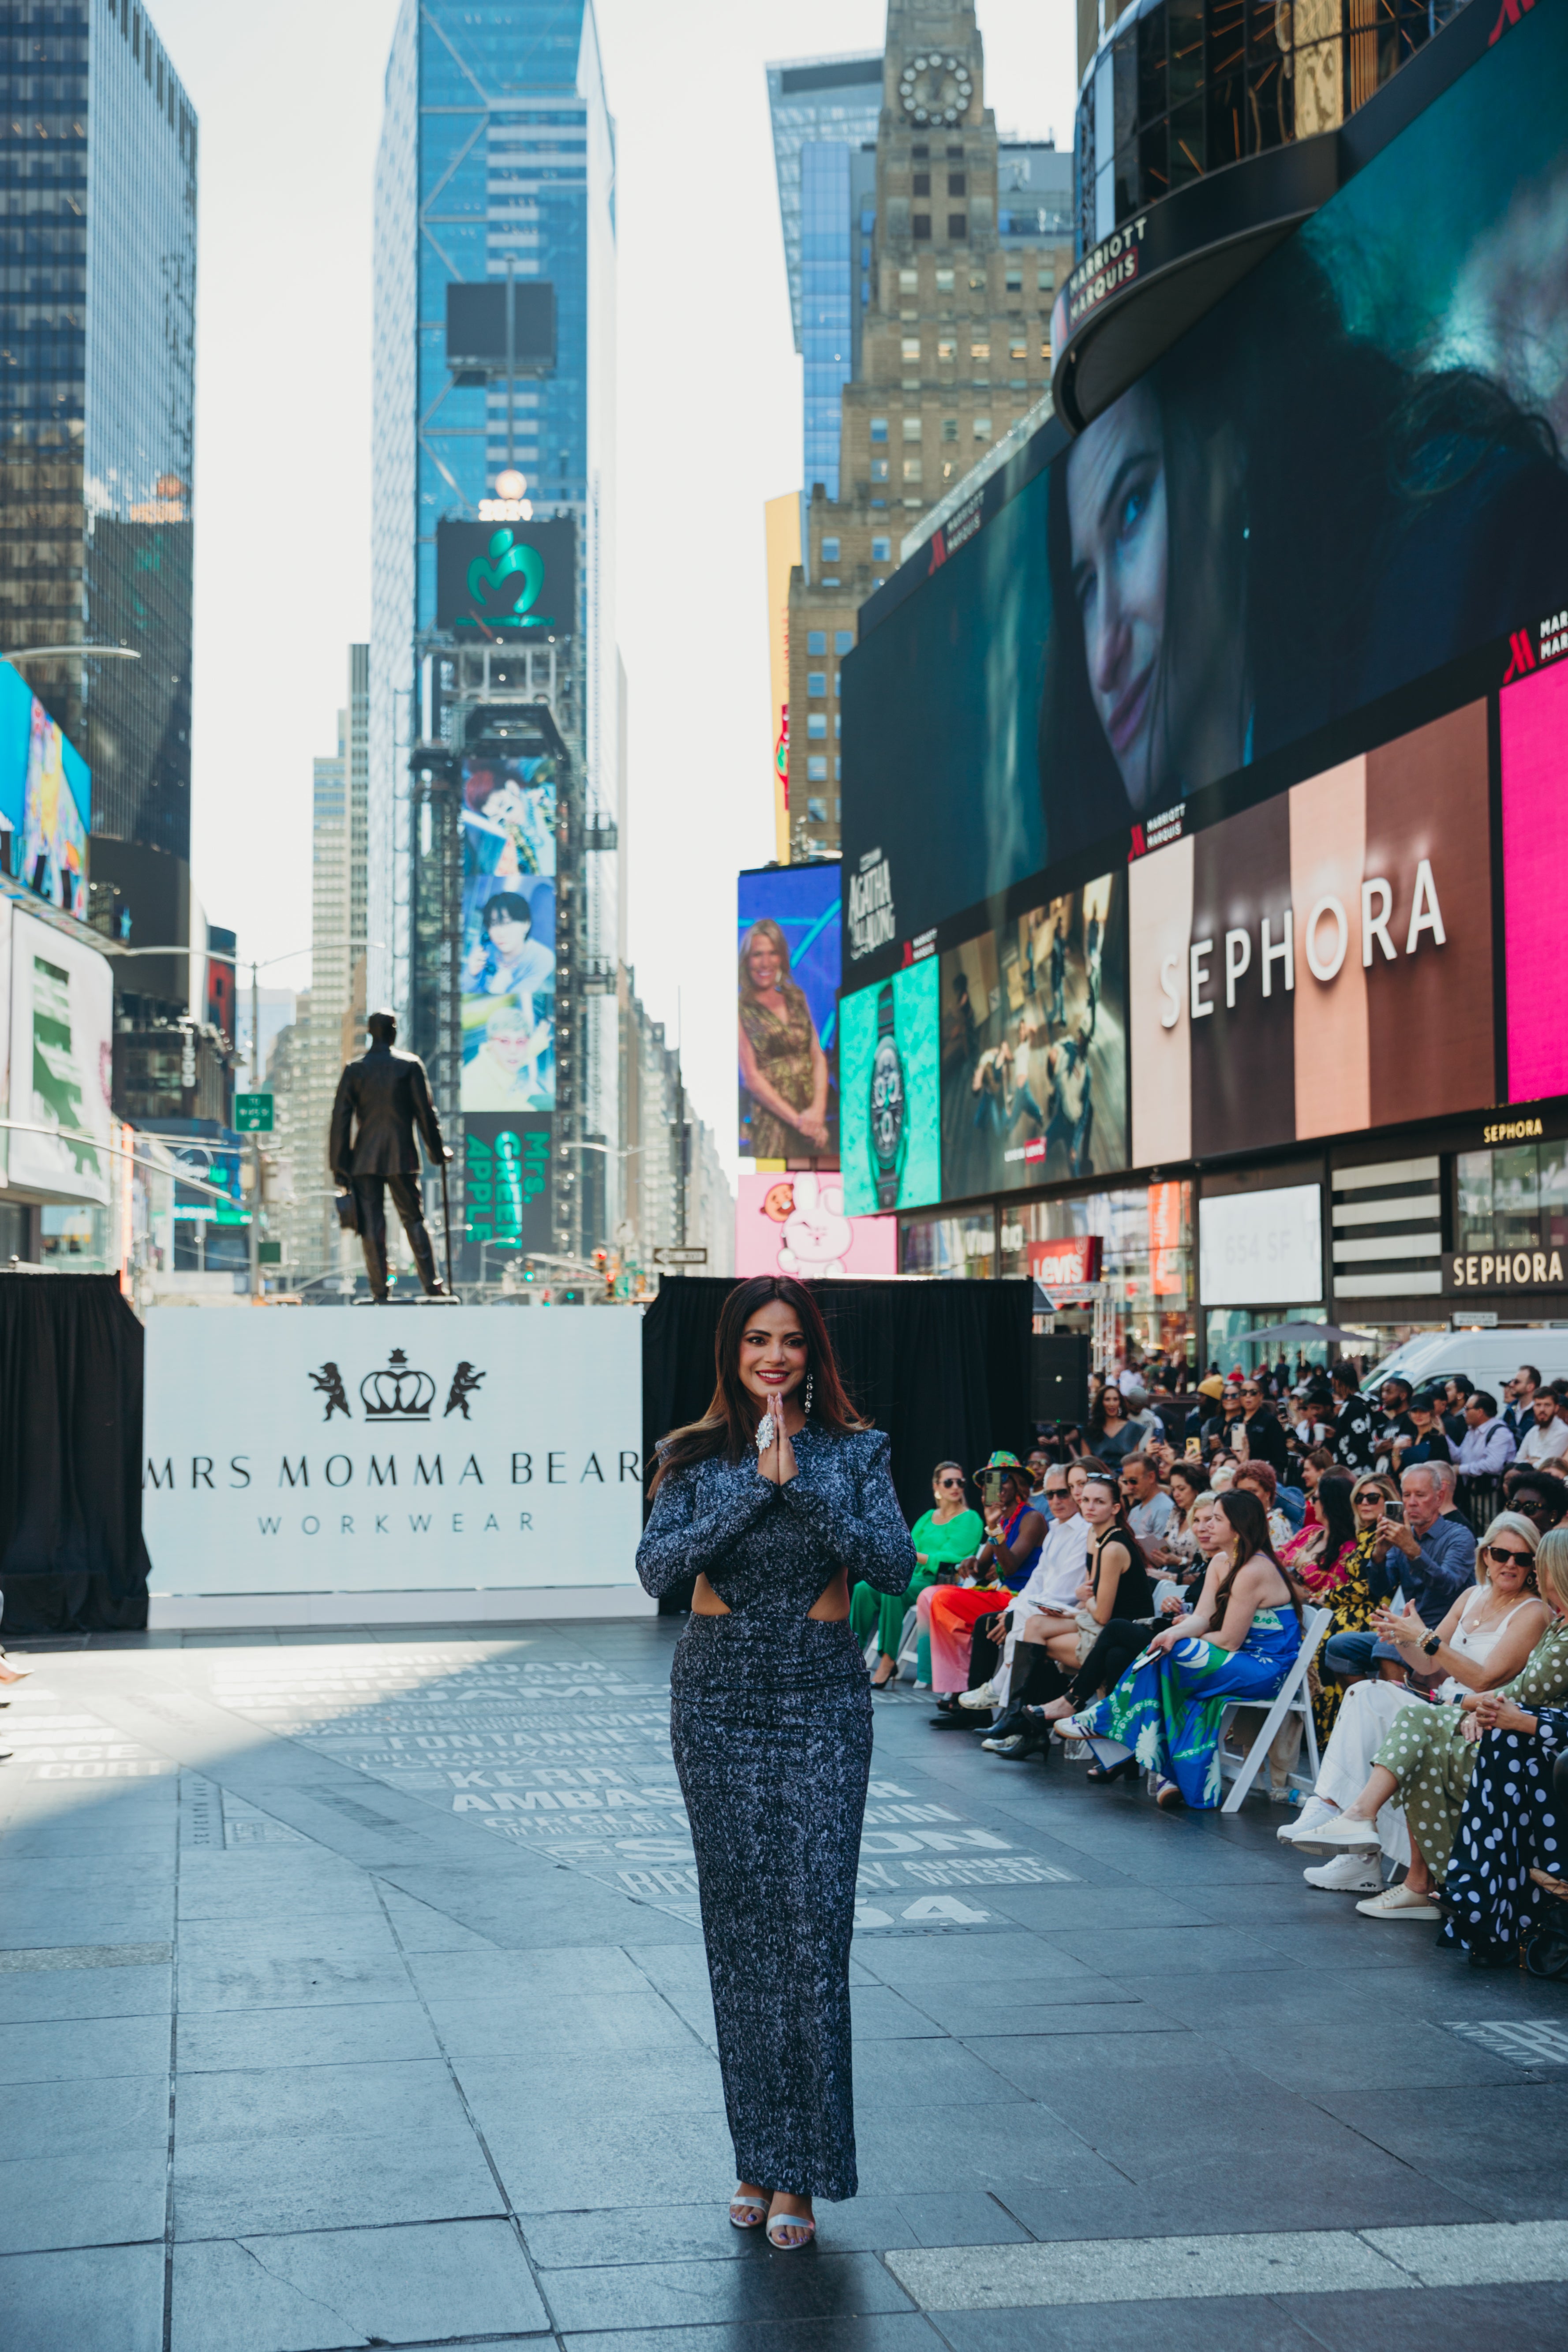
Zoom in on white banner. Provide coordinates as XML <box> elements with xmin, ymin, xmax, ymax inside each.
<box><xmin>142</xmin><ymin>1305</ymin><xmax>646</xmax><ymax>1598</ymax></box>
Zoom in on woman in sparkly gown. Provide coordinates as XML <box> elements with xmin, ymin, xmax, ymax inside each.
<box><xmin>636</xmin><ymin>1275</ymin><xmax>914</xmax><ymax>2249</ymax></box>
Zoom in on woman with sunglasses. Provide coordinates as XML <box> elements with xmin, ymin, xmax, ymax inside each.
<box><xmin>850</xmin><ymin>1461</ymin><xmax>982</xmax><ymax>1690</ymax></box>
<box><xmin>1306</xmin><ymin>1520</ymin><xmax>1568</xmax><ymax>1921</ymax></box>
<box><xmin>1281</xmin><ymin>1510</ymin><xmax>1546</xmax><ymax>1895</ymax></box>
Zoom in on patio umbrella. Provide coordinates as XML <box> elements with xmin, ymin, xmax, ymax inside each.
<box><xmin>1231</xmin><ymin>1319</ymin><xmax>1376</xmax><ymax>1348</ymax></box>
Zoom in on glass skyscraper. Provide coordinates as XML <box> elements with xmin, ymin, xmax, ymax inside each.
<box><xmin>765</xmin><ymin>54</ymin><xmax>883</xmax><ymax>350</ymax></box>
<box><xmin>767</xmin><ymin>53</ymin><xmax>882</xmax><ymax>524</ymax></box>
<box><xmin>0</xmin><ymin>0</ymin><xmax>196</xmax><ymax>861</ymax></box>
<box><xmin>370</xmin><ymin>0</ymin><xmax>618</xmax><ymax>1252</ymax></box>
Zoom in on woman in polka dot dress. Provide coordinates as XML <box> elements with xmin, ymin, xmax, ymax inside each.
<box><xmin>1306</xmin><ymin>1529</ymin><xmax>1568</xmax><ymax>1921</ymax></box>
<box><xmin>1440</xmin><ymin>1699</ymin><xmax>1568</xmax><ymax>1965</ymax></box>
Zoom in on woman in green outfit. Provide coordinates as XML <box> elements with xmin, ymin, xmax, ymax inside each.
<box><xmin>852</xmin><ymin>1462</ymin><xmax>982</xmax><ymax>1689</ymax></box>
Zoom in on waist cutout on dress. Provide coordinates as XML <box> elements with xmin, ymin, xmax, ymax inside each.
<box><xmin>672</xmin><ymin>1609</ymin><xmax>867</xmax><ymax>1694</ymax></box>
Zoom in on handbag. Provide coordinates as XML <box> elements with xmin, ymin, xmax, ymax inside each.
<box><xmin>333</xmin><ymin>1188</ymin><xmax>359</xmax><ymax>1237</ymax></box>
<box><xmin>1524</xmin><ymin>1899</ymin><xmax>1568</xmax><ymax>1979</ymax></box>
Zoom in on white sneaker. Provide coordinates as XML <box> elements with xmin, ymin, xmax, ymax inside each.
<box><xmin>1303</xmin><ymin>1853</ymin><xmax>1384</xmax><ymax>1893</ymax></box>
<box><xmin>1355</xmin><ymin>1883</ymin><xmax>1441</xmax><ymax>1920</ymax></box>
<box><xmin>1278</xmin><ymin>1797</ymin><xmax>1338</xmax><ymax>1845</ymax></box>
<box><xmin>1299</xmin><ymin>1815</ymin><xmax>1381</xmax><ymax>1854</ymax></box>
<box><xmin>958</xmin><ymin>1681</ymin><xmax>1001</xmax><ymax>1711</ymax></box>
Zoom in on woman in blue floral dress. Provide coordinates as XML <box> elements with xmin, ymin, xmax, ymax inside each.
<box><xmin>1057</xmin><ymin>1489</ymin><xmax>1305</xmax><ymax>1809</ymax></box>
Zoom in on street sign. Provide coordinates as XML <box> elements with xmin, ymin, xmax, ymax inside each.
<box><xmin>257</xmin><ymin>1241</ymin><xmax>283</xmax><ymax>1267</ymax></box>
<box><xmin>653</xmin><ymin>1246</ymin><xmax>707</xmax><ymax>1266</ymax></box>
<box><xmin>235</xmin><ymin>1093</ymin><xmax>274</xmax><ymax>1133</ymax></box>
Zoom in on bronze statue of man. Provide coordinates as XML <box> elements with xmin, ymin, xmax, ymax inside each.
<box><xmin>329</xmin><ymin>1011</ymin><xmax>452</xmax><ymax>1302</ymax></box>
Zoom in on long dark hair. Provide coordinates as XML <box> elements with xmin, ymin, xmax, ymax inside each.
<box><xmin>1312</xmin><ymin>1469</ymin><xmax>1358</xmax><ymax>1564</ymax></box>
<box><xmin>1089</xmin><ymin>1382</ymin><xmax>1127</xmax><ymax>1434</ymax></box>
<box><xmin>1213</xmin><ymin>1488</ymin><xmax>1303</xmax><ymax>1626</ymax></box>
<box><xmin>1079</xmin><ymin>1468</ymin><xmax>1151</xmax><ymax>1588</ymax></box>
<box><xmin>650</xmin><ymin>1275</ymin><xmax>866</xmax><ymax>1492</ymax></box>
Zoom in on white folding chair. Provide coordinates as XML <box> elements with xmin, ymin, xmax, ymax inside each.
<box><xmin>894</xmin><ymin>1602</ymin><xmax>922</xmax><ymax>1680</ymax></box>
<box><xmin>1216</xmin><ymin>1605</ymin><xmax>1332</xmax><ymax>1815</ymax></box>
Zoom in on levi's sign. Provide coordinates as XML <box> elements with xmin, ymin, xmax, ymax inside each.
<box><xmin>141</xmin><ymin>1307</ymin><xmax>644</xmax><ymax>1600</ymax></box>
<box><xmin>1029</xmin><ymin>1236</ymin><xmax>1104</xmax><ymax>1290</ymax></box>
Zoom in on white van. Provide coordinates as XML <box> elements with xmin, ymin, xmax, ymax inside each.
<box><xmin>1363</xmin><ymin>1327</ymin><xmax>1568</xmax><ymax>1397</ymax></box>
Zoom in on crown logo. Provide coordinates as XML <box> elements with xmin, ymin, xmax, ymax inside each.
<box><xmin>359</xmin><ymin>1349</ymin><xmax>436</xmax><ymax>1421</ymax></box>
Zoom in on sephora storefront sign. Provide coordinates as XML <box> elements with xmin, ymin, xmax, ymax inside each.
<box><xmin>142</xmin><ymin>1307</ymin><xmax>649</xmax><ymax>1623</ymax></box>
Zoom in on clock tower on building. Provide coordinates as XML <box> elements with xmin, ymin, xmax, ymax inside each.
<box><xmin>783</xmin><ymin>3</ymin><xmax>1073</xmax><ymax>858</ymax></box>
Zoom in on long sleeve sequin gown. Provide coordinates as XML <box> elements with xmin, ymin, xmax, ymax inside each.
<box><xmin>636</xmin><ymin>1427</ymin><xmax>915</xmax><ymax>2201</ymax></box>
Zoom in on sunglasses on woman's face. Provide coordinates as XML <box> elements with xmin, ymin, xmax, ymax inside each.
<box><xmin>937</xmin><ymin>1475</ymin><xmax>964</xmax><ymax>1487</ymax></box>
<box><xmin>1489</xmin><ymin>1543</ymin><xmax>1533</xmax><ymax>1568</ymax></box>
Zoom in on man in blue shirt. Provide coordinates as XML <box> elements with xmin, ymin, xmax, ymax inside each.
<box><xmin>1321</xmin><ymin>1461</ymin><xmax>1477</xmax><ymax>1684</ymax></box>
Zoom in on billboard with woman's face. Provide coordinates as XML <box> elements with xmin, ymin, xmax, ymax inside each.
<box><xmin>460</xmin><ymin>751</ymin><xmax>557</xmax><ymax>1113</ymax></box>
<box><xmin>737</xmin><ymin>862</ymin><xmax>841</xmax><ymax>1164</ymax></box>
<box><xmin>842</xmin><ymin>0</ymin><xmax>1568</xmax><ymax>960</ymax></box>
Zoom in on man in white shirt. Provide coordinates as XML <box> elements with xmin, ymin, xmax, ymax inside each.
<box><xmin>959</xmin><ymin>1472</ymin><xmax>1087</xmax><ymax>1712</ymax></box>
<box><xmin>1517</xmin><ymin>1389</ymin><xmax>1568</xmax><ymax>1468</ymax></box>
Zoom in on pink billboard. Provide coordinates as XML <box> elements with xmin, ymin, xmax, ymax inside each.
<box><xmin>734</xmin><ymin>1172</ymin><xmax>897</xmax><ymax>1281</ymax></box>
<box><xmin>1502</xmin><ymin>657</ymin><xmax>1568</xmax><ymax>1104</ymax></box>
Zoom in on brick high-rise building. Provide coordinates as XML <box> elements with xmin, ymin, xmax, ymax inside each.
<box><xmin>781</xmin><ymin>3</ymin><xmax>1073</xmax><ymax>860</ymax></box>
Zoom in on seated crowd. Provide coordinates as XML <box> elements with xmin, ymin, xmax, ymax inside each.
<box><xmin>853</xmin><ymin>1356</ymin><xmax>1568</xmax><ymax>1976</ymax></box>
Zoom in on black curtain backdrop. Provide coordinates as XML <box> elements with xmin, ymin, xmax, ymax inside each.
<box><xmin>641</xmin><ymin>1277</ymin><xmax>1034</xmax><ymax>1611</ymax></box>
<box><xmin>0</xmin><ymin>1274</ymin><xmax>152</xmax><ymax>1636</ymax></box>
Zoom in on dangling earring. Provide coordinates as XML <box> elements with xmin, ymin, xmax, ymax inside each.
<box><xmin>804</xmin><ymin>1372</ymin><xmax>815</xmax><ymax>1419</ymax></box>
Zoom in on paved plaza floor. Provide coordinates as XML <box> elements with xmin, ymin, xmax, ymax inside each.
<box><xmin>2</xmin><ymin>1616</ymin><xmax>1567</xmax><ymax>2352</ymax></box>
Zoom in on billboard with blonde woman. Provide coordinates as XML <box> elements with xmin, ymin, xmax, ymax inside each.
<box><xmin>737</xmin><ymin>861</ymin><xmax>840</xmax><ymax>1164</ymax></box>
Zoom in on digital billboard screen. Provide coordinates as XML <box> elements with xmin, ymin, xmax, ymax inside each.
<box><xmin>840</xmin><ymin>957</ymin><xmax>940</xmax><ymax>1217</ymax></box>
<box><xmin>737</xmin><ymin>861</ymin><xmax>841</xmax><ymax>1163</ymax></box>
<box><xmin>436</xmin><ymin>517</ymin><xmax>576</xmax><ymax>640</ymax></box>
<box><xmin>1501</xmin><ymin>653</ymin><xmax>1568</xmax><ymax>1107</ymax></box>
<box><xmin>842</xmin><ymin>2</ymin><xmax>1568</xmax><ymax>963</ymax></box>
<box><xmin>460</xmin><ymin>747</ymin><xmax>556</xmax><ymax>1115</ymax></box>
<box><xmin>0</xmin><ymin>661</ymin><xmax>90</xmax><ymax>920</ymax></box>
<box><xmin>1126</xmin><ymin>699</ymin><xmax>1496</xmax><ymax>1165</ymax></box>
<box><xmin>461</xmin><ymin>1112</ymin><xmax>551</xmax><ymax>1279</ymax></box>
<box><xmin>940</xmin><ymin>871</ymin><xmax>1127</xmax><ymax>1201</ymax></box>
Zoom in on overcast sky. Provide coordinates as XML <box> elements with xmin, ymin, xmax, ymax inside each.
<box><xmin>155</xmin><ymin>0</ymin><xmax>1077</xmax><ymax>1166</ymax></box>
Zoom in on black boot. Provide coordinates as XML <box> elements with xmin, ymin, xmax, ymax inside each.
<box><xmin>981</xmin><ymin>1707</ymin><xmax>1052</xmax><ymax>1760</ymax></box>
